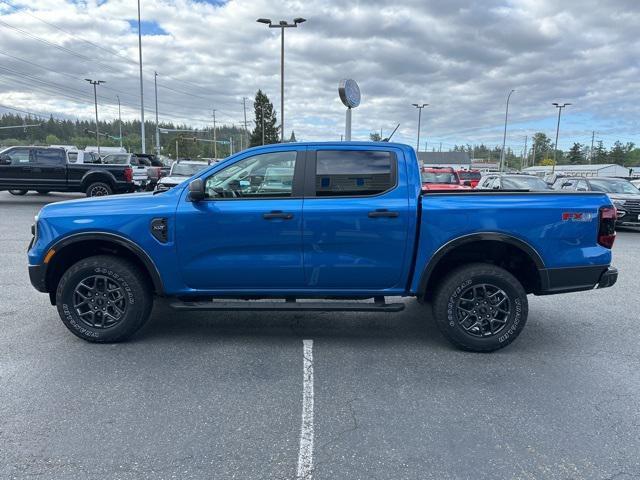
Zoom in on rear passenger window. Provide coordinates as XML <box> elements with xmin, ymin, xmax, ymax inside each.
<box><xmin>35</xmin><ymin>149</ymin><xmax>65</xmax><ymax>165</ymax></box>
<box><xmin>315</xmin><ymin>150</ymin><xmax>395</xmax><ymax>196</ymax></box>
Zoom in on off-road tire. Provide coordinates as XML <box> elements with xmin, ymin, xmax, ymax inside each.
<box><xmin>8</xmin><ymin>189</ymin><xmax>28</xmax><ymax>196</ymax></box>
<box><xmin>432</xmin><ymin>263</ymin><xmax>528</xmax><ymax>352</ymax></box>
<box><xmin>85</xmin><ymin>182</ymin><xmax>112</xmax><ymax>197</ymax></box>
<box><xmin>56</xmin><ymin>255</ymin><xmax>153</xmax><ymax>342</ymax></box>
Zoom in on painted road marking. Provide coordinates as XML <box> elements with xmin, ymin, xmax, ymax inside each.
<box><xmin>297</xmin><ymin>339</ymin><xmax>314</xmax><ymax>480</ymax></box>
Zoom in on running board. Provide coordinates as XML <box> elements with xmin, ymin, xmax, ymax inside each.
<box><xmin>168</xmin><ymin>298</ymin><xmax>405</xmax><ymax>312</ymax></box>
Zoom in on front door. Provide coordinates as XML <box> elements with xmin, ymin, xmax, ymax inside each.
<box><xmin>302</xmin><ymin>148</ymin><xmax>411</xmax><ymax>291</ymax></box>
<box><xmin>176</xmin><ymin>148</ymin><xmax>305</xmax><ymax>291</ymax></box>
<box><xmin>0</xmin><ymin>147</ymin><xmax>34</xmax><ymax>190</ymax></box>
<box><xmin>33</xmin><ymin>148</ymin><xmax>67</xmax><ymax>190</ymax></box>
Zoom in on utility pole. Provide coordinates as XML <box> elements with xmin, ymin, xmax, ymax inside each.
<box><xmin>229</xmin><ymin>137</ymin><xmax>234</xmax><ymax>155</ymax></box>
<box><xmin>411</xmin><ymin>103</ymin><xmax>428</xmax><ymax>152</ymax></box>
<box><xmin>590</xmin><ymin>130</ymin><xmax>595</xmax><ymax>165</ymax></box>
<box><xmin>137</xmin><ymin>0</ymin><xmax>146</xmax><ymax>153</ymax></box>
<box><xmin>500</xmin><ymin>89</ymin><xmax>515</xmax><ymax>172</ymax></box>
<box><xmin>116</xmin><ymin>95</ymin><xmax>122</xmax><ymax>149</ymax></box>
<box><xmin>531</xmin><ymin>143</ymin><xmax>536</xmax><ymax>166</ymax></box>
<box><xmin>522</xmin><ymin>135</ymin><xmax>528</xmax><ymax>169</ymax></box>
<box><xmin>85</xmin><ymin>79</ymin><xmax>105</xmax><ymax>156</ymax></box>
<box><xmin>256</xmin><ymin>17</ymin><xmax>306</xmax><ymax>143</ymax></box>
<box><xmin>242</xmin><ymin>97</ymin><xmax>249</xmax><ymax>148</ymax></box>
<box><xmin>552</xmin><ymin>102</ymin><xmax>571</xmax><ymax>173</ymax></box>
<box><xmin>212</xmin><ymin>109</ymin><xmax>217</xmax><ymax>159</ymax></box>
<box><xmin>439</xmin><ymin>142</ymin><xmax>442</xmax><ymax>152</ymax></box>
<box><xmin>154</xmin><ymin>71</ymin><xmax>160</xmax><ymax>156</ymax></box>
<box><xmin>175</xmin><ymin>137</ymin><xmax>179</xmax><ymax>160</ymax></box>
<box><xmin>259</xmin><ymin>105</ymin><xmax>265</xmax><ymax>145</ymax></box>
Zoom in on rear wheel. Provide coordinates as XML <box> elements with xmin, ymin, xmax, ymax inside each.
<box><xmin>432</xmin><ymin>263</ymin><xmax>528</xmax><ymax>352</ymax></box>
<box><xmin>56</xmin><ymin>255</ymin><xmax>153</xmax><ymax>342</ymax></box>
<box><xmin>8</xmin><ymin>189</ymin><xmax>28</xmax><ymax>196</ymax></box>
<box><xmin>85</xmin><ymin>182</ymin><xmax>112</xmax><ymax>197</ymax></box>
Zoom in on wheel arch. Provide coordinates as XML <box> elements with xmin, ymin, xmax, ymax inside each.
<box><xmin>44</xmin><ymin>232</ymin><xmax>163</xmax><ymax>300</ymax></box>
<box><xmin>80</xmin><ymin>171</ymin><xmax>116</xmax><ymax>191</ymax></box>
<box><xmin>418</xmin><ymin>232</ymin><xmax>545</xmax><ymax>300</ymax></box>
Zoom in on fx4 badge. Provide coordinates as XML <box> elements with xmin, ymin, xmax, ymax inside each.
<box><xmin>562</xmin><ymin>212</ymin><xmax>593</xmax><ymax>222</ymax></box>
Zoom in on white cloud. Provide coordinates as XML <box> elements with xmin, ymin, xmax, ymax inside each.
<box><xmin>0</xmin><ymin>0</ymin><xmax>638</xmax><ymax>149</ymax></box>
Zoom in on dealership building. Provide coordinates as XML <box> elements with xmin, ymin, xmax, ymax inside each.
<box><xmin>522</xmin><ymin>164</ymin><xmax>633</xmax><ymax>178</ymax></box>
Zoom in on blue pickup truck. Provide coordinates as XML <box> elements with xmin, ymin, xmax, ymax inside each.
<box><xmin>27</xmin><ymin>142</ymin><xmax>618</xmax><ymax>351</ymax></box>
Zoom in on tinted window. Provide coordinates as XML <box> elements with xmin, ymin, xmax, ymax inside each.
<box><xmin>315</xmin><ymin>150</ymin><xmax>394</xmax><ymax>196</ymax></box>
<box><xmin>205</xmin><ymin>151</ymin><xmax>297</xmax><ymax>198</ymax></box>
<box><xmin>458</xmin><ymin>171</ymin><xmax>481</xmax><ymax>181</ymax></box>
<box><xmin>421</xmin><ymin>171</ymin><xmax>457</xmax><ymax>184</ymax></box>
<box><xmin>4</xmin><ymin>148</ymin><xmax>32</xmax><ymax>165</ymax></box>
<box><xmin>589</xmin><ymin>179</ymin><xmax>640</xmax><ymax>194</ymax></box>
<box><xmin>501</xmin><ymin>176</ymin><xmax>550</xmax><ymax>190</ymax></box>
<box><xmin>35</xmin><ymin>149</ymin><xmax>65</xmax><ymax>165</ymax></box>
<box><xmin>103</xmin><ymin>154</ymin><xmax>130</xmax><ymax>165</ymax></box>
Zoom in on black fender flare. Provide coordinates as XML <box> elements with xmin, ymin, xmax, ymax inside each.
<box><xmin>417</xmin><ymin>232</ymin><xmax>546</xmax><ymax>295</ymax></box>
<box><xmin>80</xmin><ymin>170</ymin><xmax>117</xmax><ymax>190</ymax></box>
<box><xmin>47</xmin><ymin>231</ymin><xmax>163</xmax><ymax>294</ymax></box>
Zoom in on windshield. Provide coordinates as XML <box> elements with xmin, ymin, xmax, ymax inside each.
<box><xmin>589</xmin><ymin>179</ymin><xmax>640</xmax><ymax>194</ymax></box>
<box><xmin>502</xmin><ymin>176</ymin><xmax>550</xmax><ymax>190</ymax></box>
<box><xmin>421</xmin><ymin>171</ymin><xmax>458</xmax><ymax>184</ymax></box>
<box><xmin>457</xmin><ymin>171</ymin><xmax>481</xmax><ymax>181</ymax></box>
<box><xmin>171</xmin><ymin>163</ymin><xmax>208</xmax><ymax>176</ymax></box>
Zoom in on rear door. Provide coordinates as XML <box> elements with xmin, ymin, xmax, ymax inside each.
<box><xmin>33</xmin><ymin>148</ymin><xmax>67</xmax><ymax>190</ymax></box>
<box><xmin>301</xmin><ymin>147</ymin><xmax>411</xmax><ymax>291</ymax></box>
<box><xmin>0</xmin><ymin>147</ymin><xmax>34</xmax><ymax>189</ymax></box>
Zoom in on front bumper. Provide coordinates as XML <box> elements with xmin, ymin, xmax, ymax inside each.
<box><xmin>28</xmin><ymin>264</ymin><xmax>47</xmax><ymax>293</ymax></box>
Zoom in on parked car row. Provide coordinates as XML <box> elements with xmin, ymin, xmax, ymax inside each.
<box><xmin>0</xmin><ymin>146</ymin><xmax>174</xmax><ymax>197</ymax></box>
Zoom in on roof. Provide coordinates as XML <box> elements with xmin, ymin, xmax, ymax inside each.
<box><xmin>417</xmin><ymin>151</ymin><xmax>471</xmax><ymax>165</ymax></box>
<box><xmin>522</xmin><ymin>164</ymin><xmax>626</xmax><ymax>172</ymax></box>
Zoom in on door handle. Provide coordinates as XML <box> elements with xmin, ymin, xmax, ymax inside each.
<box><xmin>368</xmin><ymin>209</ymin><xmax>399</xmax><ymax>218</ymax></box>
<box><xmin>263</xmin><ymin>211</ymin><xmax>293</xmax><ymax>220</ymax></box>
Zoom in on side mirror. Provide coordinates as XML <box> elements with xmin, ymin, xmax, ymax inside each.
<box><xmin>188</xmin><ymin>178</ymin><xmax>205</xmax><ymax>202</ymax></box>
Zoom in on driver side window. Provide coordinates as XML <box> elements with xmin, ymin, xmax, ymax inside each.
<box><xmin>205</xmin><ymin>151</ymin><xmax>297</xmax><ymax>199</ymax></box>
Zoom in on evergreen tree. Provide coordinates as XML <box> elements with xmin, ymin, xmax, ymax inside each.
<box><xmin>289</xmin><ymin>130</ymin><xmax>297</xmax><ymax>142</ymax></box>
<box><xmin>593</xmin><ymin>140</ymin><xmax>608</xmax><ymax>163</ymax></box>
<box><xmin>249</xmin><ymin>90</ymin><xmax>279</xmax><ymax>147</ymax></box>
<box><xmin>568</xmin><ymin>142</ymin><xmax>585</xmax><ymax>164</ymax></box>
<box><xmin>531</xmin><ymin>132</ymin><xmax>553</xmax><ymax>165</ymax></box>
<box><xmin>369</xmin><ymin>132</ymin><xmax>382</xmax><ymax>141</ymax></box>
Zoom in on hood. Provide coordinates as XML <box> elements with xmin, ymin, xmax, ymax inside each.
<box><xmin>158</xmin><ymin>175</ymin><xmax>190</xmax><ymax>185</ymax></box>
<box><xmin>38</xmin><ymin>189</ymin><xmax>180</xmax><ymax>220</ymax></box>
<box><xmin>607</xmin><ymin>193</ymin><xmax>640</xmax><ymax>202</ymax></box>
<box><xmin>422</xmin><ymin>183</ymin><xmax>470</xmax><ymax>190</ymax></box>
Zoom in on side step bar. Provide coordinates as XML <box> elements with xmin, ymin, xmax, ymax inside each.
<box><xmin>168</xmin><ymin>297</ymin><xmax>405</xmax><ymax>313</ymax></box>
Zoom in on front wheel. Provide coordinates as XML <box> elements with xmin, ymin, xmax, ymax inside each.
<box><xmin>432</xmin><ymin>263</ymin><xmax>528</xmax><ymax>352</ymax></box>
<box><xmin>85</xmin><ymin>182</ymin><xmax>112</xmax><ymax>197</ymax></box>
<box><xmin>56</xmin><ymin>255</ymin><xmax>153</xmax><ymax>342</ymax></box>
<box><xmin>8</xmin><ymin>189</ymin><xmax>28</xmax><ymax>196</ymax></box>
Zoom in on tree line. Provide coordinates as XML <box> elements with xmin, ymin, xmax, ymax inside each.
<box><xmin>0</xmin><ymin>90</ymin><xmax>292</xmax><ymax>159</ymax></box>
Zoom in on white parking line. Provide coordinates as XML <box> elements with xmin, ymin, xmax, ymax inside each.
<box><xmin>297</xmin><ymin>339</ymin><xmax>314</xmax><ymax>480</ymax></box>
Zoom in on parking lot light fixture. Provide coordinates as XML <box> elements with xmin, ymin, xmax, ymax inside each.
<box><xmin>412</xmin><ymin>103</ymin><xmax>428</xmax><ymax>152</ymax></box>
<box><xmin>256</xmin><ymin>17</ymin><xmax>306</xmax><ymax>142</ymax></box>
<box><xmin>551</xmin><ymin>102</ymin><xmax>571</xmax><ymax>174</ymax></box>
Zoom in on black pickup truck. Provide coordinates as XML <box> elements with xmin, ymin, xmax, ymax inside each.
<box><xmin>0</xmin><ymin>146</ymin><xmax>135</xmax><ymax>197</ymax></box>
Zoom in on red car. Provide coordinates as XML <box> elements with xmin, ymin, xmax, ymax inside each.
<box><xmin>421</xmin><ymin>167</ymin><xmax>471</xmax><ymax>191</ymax></box>
<box><xmin>456</xmin><ymin>169</ymin><xmax>482</xmax><ymax>188</ymax></box>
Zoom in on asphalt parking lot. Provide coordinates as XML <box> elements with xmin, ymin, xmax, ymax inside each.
<box><xmin>1</xmin><ymin>191</ymin><xmax>639</xmax><ymax>480</ymax></box>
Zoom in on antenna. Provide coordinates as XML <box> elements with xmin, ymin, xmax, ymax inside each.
<box><xmin>382</xmin><ymin>124</ymin><xmax>400</xmax><ymax>142</ymax></box>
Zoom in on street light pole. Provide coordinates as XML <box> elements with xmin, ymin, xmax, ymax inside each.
<box><xmin>500</xmin><ymin>89</ymin><xmax>515</xmax><ymax>172</ymax></box>
<box><xmin>154</xmin><ymin>71</ymin><xmax>160</xmax><ymax>156</ymax></box>
<box><xmin>411</xmin><ymin>103</ymin><xmax>428</xmax><ymax>152</ymax></box>
<box><xmin>137</xmin><ymin>0</ymin><xmax>146</xmax><ymax>153</ymax></box>
<box><xmin>85</xmin><ymin>79</ymin><xmax>105</xmax><ymax>156</ymax></box>
<box><xmin>116</xmin><ymin>95</ymin><xmax>122</xmax><ymax>149</ymax></box>
<box><xmin>261</xmin><ymin>105</ymin><xmax>265</xmax><ymax>145</ymax></box>
<box><xmin>257</xmin><ymin>17</ymin><xmax>306</xmax><ymax>143</ymax></box>
<box><xmin>212</xmin><ymin>109</ymin><xmax>217</xmax><ymax>159</ymax></box>
<box><xmin>552</xmin><ymin>102</ymin><xmax>571</xmax><ymax>173</ymax></box>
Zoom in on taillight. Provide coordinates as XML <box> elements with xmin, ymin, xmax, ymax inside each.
<box><xmin>124</xmin><ymin>166</ymin><xmax>133</xmax><ymax>183</ymax></box>
<box><xmin>598</xmin><ymin>206</ymin><xmax>616</xmax><ymax>248</ymax></box>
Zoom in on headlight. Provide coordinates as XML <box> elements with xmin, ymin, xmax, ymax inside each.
<box><xmin>613</xmin><ymin>200</ymin><xmax>626</xmax><ymax>207</ymax></box>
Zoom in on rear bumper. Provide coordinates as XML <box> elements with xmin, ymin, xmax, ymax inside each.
<box><xmin>597</xmin><ymin>267</ymin><xmax>618</xmax><ymax>289</ymax></box>
<box><xmin>537</xmin><ymin>265</ymin><xmax>617</xmax><ymax>295</ymax></box>
<box><xmin>28</xmin><ymin>264</ymin><xmax>47</xmax><ymax>293</ymax></box>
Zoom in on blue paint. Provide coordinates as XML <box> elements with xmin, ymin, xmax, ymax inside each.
<box><xmin>29</xmin><ymin>142</ymin><xmax>614</xmax><ymax>298</ymax></box>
